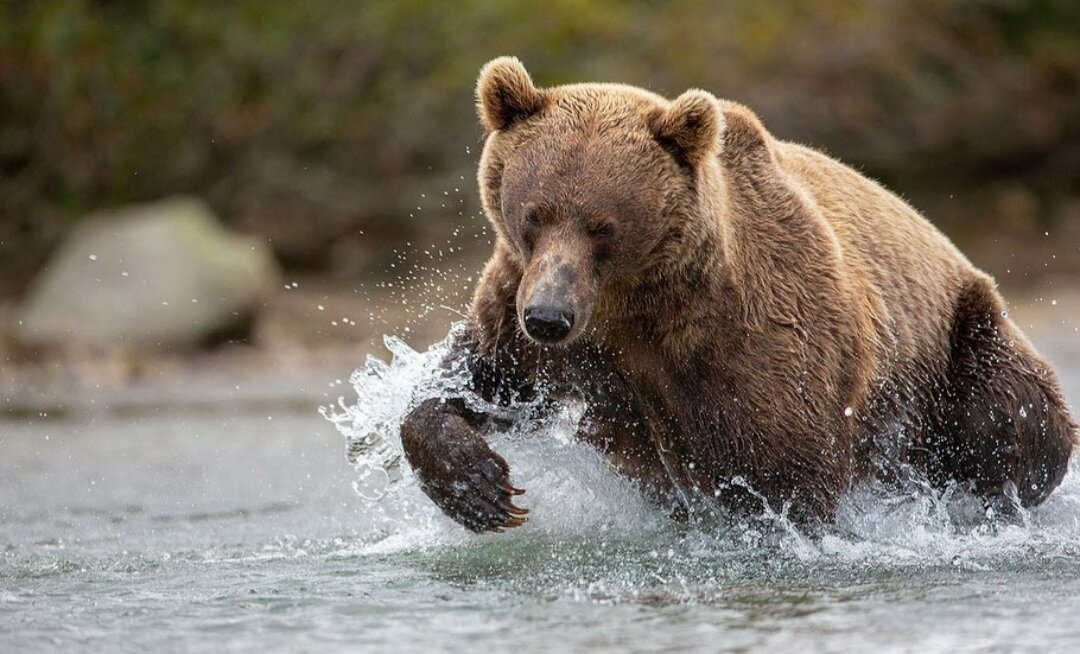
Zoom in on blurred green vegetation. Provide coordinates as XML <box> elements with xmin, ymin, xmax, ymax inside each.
<box><xmin>2</xmin><ymin>0</ymin><xmax>1078</xmax><ymax>295</ymax></box>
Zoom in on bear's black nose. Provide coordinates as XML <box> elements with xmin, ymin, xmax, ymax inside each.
<box><xmin>523</xmin><ymin>305</ymin><xmax>574</xmax><ymax>343</ymax></box>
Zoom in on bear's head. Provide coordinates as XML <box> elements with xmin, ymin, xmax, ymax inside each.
<box><xmin>475</xmin><ymin>57</ymin><xmax>725</xmax><ymax>346</ymax></box>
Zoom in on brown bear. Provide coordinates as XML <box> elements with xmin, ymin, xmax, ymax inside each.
<box><xmin>400</xmin><ymin>56</ymin><xmax>1077</xmax><ymax>532</ymax></box>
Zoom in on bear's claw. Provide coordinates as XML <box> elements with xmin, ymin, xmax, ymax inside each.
<box><xmin>450</xmin><ymin>462</ymin><xmax>529</xmax><ymax>533</ymax></box>
<box><xmin>438</xmin><ymin>472</ymin><xmax>528</xmax><ymax>533</ymax></box>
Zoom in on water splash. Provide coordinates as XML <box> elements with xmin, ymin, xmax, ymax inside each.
<box><xmin>322</xmin><ymin>326</ymin><xmax>1080</xmax><ymax>578</ymax></box>
<box><xmin>321</xmin><ymin>323</ymin><xmax>669</xmax><ymax>549</ymax></box>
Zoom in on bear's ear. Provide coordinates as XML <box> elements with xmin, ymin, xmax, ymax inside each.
<box><xmin>476</xmin><ymin>56</ymin><xmax>545</xmax><ymax>132</ymax></box>
<box><xmin>649</xmin><ymin>89</ymin><xmax>724</xmax><ymax>167</ymax></box>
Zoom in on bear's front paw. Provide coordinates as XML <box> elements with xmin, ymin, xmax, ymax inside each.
<box><xmin>430</xmin><ymin>444</ymin><xmax>528</xmax><ymax>533</ymax></box>
<box><xmin>401</xmin><ymin>399</ymin><xmax>528</xmax><ymax>533</ymax></box>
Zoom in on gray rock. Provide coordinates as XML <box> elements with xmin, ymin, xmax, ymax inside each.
<box><xmin>18</xmin><ymin>197</ymin><xmax>280</xmax><ymax>349</ymax></box>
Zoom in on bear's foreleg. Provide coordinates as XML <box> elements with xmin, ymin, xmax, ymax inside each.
<box><xmin>400</xmin><ymin>248</ymin><xmax>539</xmax><ymax>532</ymax></box>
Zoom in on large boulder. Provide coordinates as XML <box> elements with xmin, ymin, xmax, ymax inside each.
<box><xmin>17</xmin><ymin>197</ymin><xmax>280</xmax><ymax>349</ymax></box>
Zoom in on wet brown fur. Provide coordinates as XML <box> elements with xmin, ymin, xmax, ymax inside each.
<box><xmin>400</xmin><ymin>57</ymin><xmax>1077</xmax><ymax>531</ymax></box>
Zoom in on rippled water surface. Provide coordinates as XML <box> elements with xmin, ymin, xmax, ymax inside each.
<box><xmin>3</xmin><ymin>325</ymin><xmax>1080</xmax><ymax>653</ymax></box>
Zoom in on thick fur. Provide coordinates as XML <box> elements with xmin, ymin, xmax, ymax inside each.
<box><xmin>400</xmin><ymin>58</ymin><xmax>1077</xmax><ymax>532</ymax></box>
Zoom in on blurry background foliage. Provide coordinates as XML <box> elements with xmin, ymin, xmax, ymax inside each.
<box><xmin>2</xmin><ymin>0</ymin><xmax>1078</xmax><ymax>297</ymax></box>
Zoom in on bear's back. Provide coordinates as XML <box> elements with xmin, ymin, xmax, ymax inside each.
<box><xmin>771</xmin><ymin>137</ymin><xmax>985</xmax><ymax>390</ymax></box>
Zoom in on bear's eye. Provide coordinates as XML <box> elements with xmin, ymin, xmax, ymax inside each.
<box><xmin>518</xmin><ymin>205</ymin><xmax>543</xmax><ymax>257</ymax></box>
<box><xmin>590</xmin><ymin>222</ymin><xmax>616</xmax><ymax>265</ymax></box>
<box><xmin>524</xmin><ymin>206</ymin><xmax>543</xmax><ymax>230</ymax></box>
<box><xmin>588</xmin><ymin>222</ymin><xmax>616</xmax><ymax>240</ymax></box>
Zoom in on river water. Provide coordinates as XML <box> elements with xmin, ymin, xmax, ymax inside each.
<box><xmin>3</xmin><ymin>317</ymin><xmax>1079</xmax><ymax>653</ymax></box>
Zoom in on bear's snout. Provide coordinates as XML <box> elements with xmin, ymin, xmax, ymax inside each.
<box><xmin>523</xmin><ymin>304</ymin><xmax>574</xmax><ymax>344</ymax></box>
<box><xmin>517</xmin><ymin>241</ymin><xmax>596</xmax><ymax>346</ymax></box>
